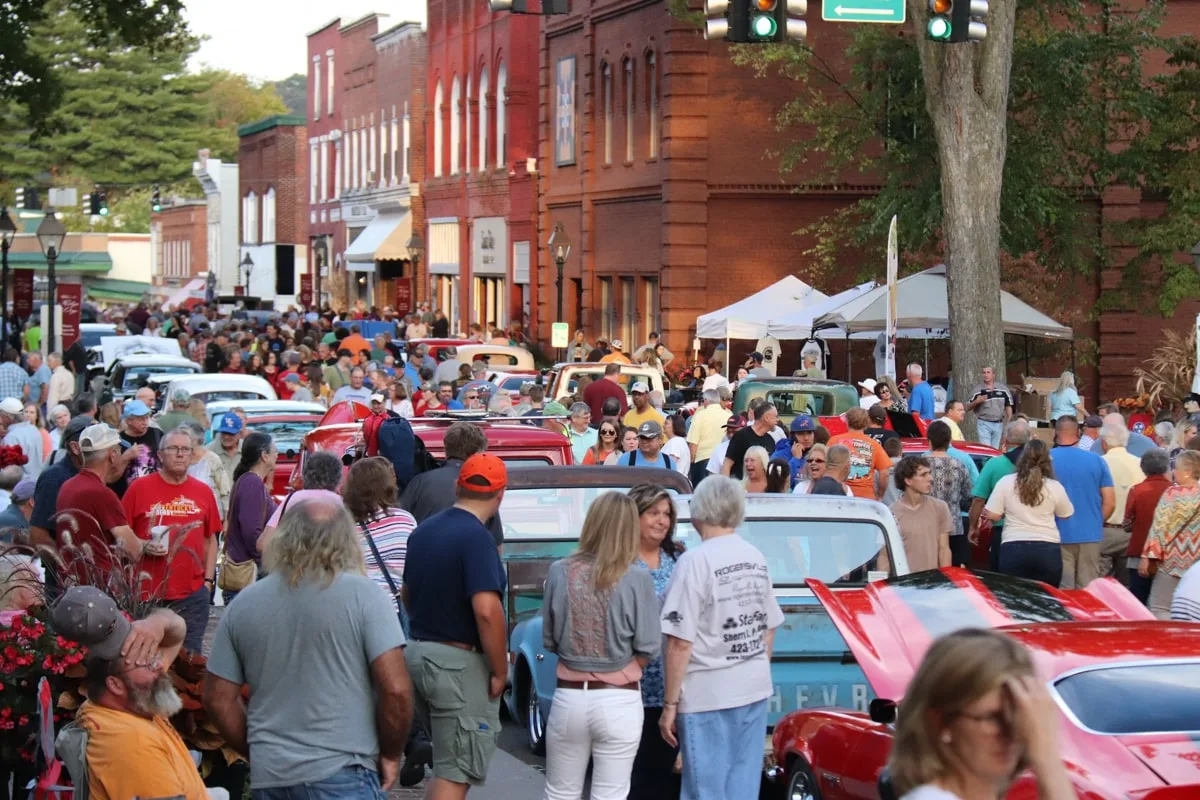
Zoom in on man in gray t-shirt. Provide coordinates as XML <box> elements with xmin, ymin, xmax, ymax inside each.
<box><xmin>968</xmin><ymin>366</ymin><xmax>1013</xmax><ymax>450</ymax></box>
<box><xmin>203</xmin><ymin>500</ymin><xmax>412</xmax><ymax>795</ymax></box>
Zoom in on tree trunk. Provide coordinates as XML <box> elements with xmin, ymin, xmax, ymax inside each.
<box><xmin>909</xmin><ymin>0</ymin><xmax>1018</xmax><ymax>437</ymax></box>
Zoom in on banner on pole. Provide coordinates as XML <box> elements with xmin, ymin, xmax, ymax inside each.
<box><xmin>56</xmin><ymin>284</ymin><xmax>82</xmax><ymax>350</ymax></box>
<box><xmin>885</xmin><ymin>215</ymin><xmax>898</xmax><ymax>380</ymax></box>
<box><xmin>12</xmin><ymin>270</ymin><xmax>33</xmax><ymax>319</ymax></box>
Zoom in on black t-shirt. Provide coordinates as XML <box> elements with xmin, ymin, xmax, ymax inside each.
<box><xmin>865</xmin><ymin>427</ymin><xmax>900</xmax><ymax>447</ymax></box>
<box><xmin>724</xmin><ymin>426</ymin><xmax>777</xmax><ymax>480</ymax></box>
<box><xmin>810</xmin><ymin>476</ymin><xmax>848</xmax><ymax>496</ymax></box>
<box><xmin>113</xmin><ymin>428</ymin><xmax>164</xmax><ymax>498</ymax></box>
<box><xmin>403</xmin><ymin>506</ymin><xmax>506</xmax><ymax>649</ymax></box>
<box><xmin>265</xmin><ymin>337</ymin><xmax>286</xmax><ymax>354</ymax></box>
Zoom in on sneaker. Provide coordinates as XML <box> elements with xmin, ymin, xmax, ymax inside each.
<box><xmin>399</xmin><ymin>740</ymin><xmax>432</xmax><ymax>787</ymax></box>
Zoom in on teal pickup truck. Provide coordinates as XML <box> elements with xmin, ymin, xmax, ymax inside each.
<box><xmin>501</xmin><ymin>479</ymin><xmax>910</xmax><ymax>761</ymax></box>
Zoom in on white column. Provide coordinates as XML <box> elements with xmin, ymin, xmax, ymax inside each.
<box><xmin>320</xmin><ymin>140</ymin><xmax>329</xmax><ymax>202</ymax></box>
<box><xmin>402</xmin><ymin>106</ymin><xmax>411</xmax><ymax>183</ymax></box>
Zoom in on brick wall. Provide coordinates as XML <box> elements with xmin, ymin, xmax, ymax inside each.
<box><xmin>308</xmin><ymin>19</ymin><xmax>343</xmax><ymax>308</ymax></box>
<box><xmin>152</xmin><ymin>202</ymin><xmax>207</xmax><ymax>287</ymax></box>
<box><xmin>238</xmin><ymin>117</ymin><xmax>308</xmax><ymax>246</ymax></box>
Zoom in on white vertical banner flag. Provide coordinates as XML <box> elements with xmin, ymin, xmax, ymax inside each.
<box><xmin>885</xmin><ymin>215</ymin><xmax>898</xmax><ymax>380</ymax></box>
<box><xmin>1193</xmin><ymin>312</ymin><xmax>1200</xmax><ymax>394</ymax></box>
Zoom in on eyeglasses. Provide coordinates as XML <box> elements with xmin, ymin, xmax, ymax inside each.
<box><xmin>600</xmin><ymin>429</ymin><xmax>617</xmax><ymax>436</ymax></box>
<box><xmin>162</xmin><ymin>446</ymin><xmax>193</xmax><ymax>456</ymax></box>
<box><xmin>465</xmin><ymin>395</ymin><xmax>478</xmax><ymax>401</ymax></box>
<box><xmin>808</xmin><ymin>458</ymin><xmax>826</xmax><ymax>464</ymax></box>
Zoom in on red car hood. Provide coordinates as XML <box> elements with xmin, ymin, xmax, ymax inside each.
<box><xmin>319</xmin><ymin>400</ymin><xmax>370</xmax><ymax>426</ymax></box>
<box><xmin>806</xmin><ymin>568</ymin><xmax>1153</xmax><ymax>700</ymax></box>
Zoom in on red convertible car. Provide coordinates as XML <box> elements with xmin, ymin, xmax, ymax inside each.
<box><xmin>771</xmin><ymin>568</ymin><xmax>1200</xmax><ymax>800</ymax></box>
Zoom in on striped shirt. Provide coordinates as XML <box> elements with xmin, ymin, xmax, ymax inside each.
<box><xmin>357</xmin><ymin>507</ymin><xmax>416</xmax><ymax>612</ymax></box>
<box><xmin>1171</xmin><ymin>560</ymin><xmax>1200</xmax><ymax>622</ymax></box>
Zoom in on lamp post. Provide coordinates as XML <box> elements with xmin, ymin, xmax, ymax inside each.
<box><xmin>36</xmin><ymin>210</ymin><xmax>66</xmax><ymax>356</ymax></box>
<box><xmin>547</xmin><ymin>223</ymin><xmax>571</xmax><ymax>360</ymax></box>
<box><xmin>406</xmin><ymin>232</ymin><xmax>424</xmax><ymax>315</ymax></box>
<box><xmin>0</xmin><ymin>209</ymin><xmax>15</xmax><ymax>352</ymax></box>
<box><xmin>239</xmin><ymin>252</ymin><xmax>254</xmax><ymax>295</ymax></box>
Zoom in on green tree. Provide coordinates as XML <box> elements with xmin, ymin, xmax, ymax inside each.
<box><xmin>270</xmin><ymin>73</ymin><xmax>308</xmax><ymax>118</ymax></box>
<box><xmin>197</xmin><ymin>70</ymin><xmax>290</xmax><ymax>158</ymax></box>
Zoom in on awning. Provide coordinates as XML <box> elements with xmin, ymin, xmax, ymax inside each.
<box><xmin>85</xmin><ymin>277</ymin><xmax>151</xmax><ymax>303</ymax></box>
<box><xmin>7</xmin><ymin>251</ymin><xmax>113</xmax><ymax>273</ymax></box>
<box><xmin>696</xmin><ymin>276</ymin><xmax>828</xmax><ymax>340</ymax></box>
<box><xmin>345</xmin><ymin>211</ymin><xmax>413</xmax><ymax>271</ymax></box>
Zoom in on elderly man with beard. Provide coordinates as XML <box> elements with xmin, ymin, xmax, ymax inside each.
<box><xmin>51</xmin><ymin>587</ymin><xmax>210</xmax><ymax>800</ymax></box>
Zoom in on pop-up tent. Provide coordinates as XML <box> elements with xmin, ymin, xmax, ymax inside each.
<box><xmin>768</xmin><ymin>282</ymin><xmax>948</xmax><ymax>340</ymax></box>
<box><xmin>696</xmin><ymin>276</ymin><xmax>827</xmax><ymax>340</ymax></box>
<box><xmin>811</xmin><ymin>265</ymin><xmax>1074</xmax><ymax>340</ymax></box>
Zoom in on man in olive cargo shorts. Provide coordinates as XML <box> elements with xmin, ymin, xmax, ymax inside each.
<box><xmin>402</xmin><ymin>454</ymin><xmax>510</xmax><ymax>798</ymax></box>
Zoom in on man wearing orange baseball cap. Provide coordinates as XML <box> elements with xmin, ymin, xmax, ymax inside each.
<box><xmin>402</xmin><ymin>453</ymin><xmax>508</xmax><ymax>794</ymax></box>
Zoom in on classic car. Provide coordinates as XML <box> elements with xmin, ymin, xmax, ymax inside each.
<box><xmin>146</xmin><ymin>374</ymin><xmax>277</xmax><ymax>411</ymax></box>
<box><xmin>507</xmin><ymin>492</ymin><xmax>909</xmax><ymax>757</ymax></box>
<box><xmin>549</xmin><ymin>362</ymin><xmax>666</xmax><ymax>404</ymax></box>
<box><xmin>242</xmin><ymin>413</ymin><xmax>325</xmax><ymax>497</ymax></box>
<box><xmin>204</xmin><ymin>400</ymin><xmax>330</xmax><ymax>427</ymax></box>
<box><xmin>457</xmin><ymin>344</ymin><xmax>536</xmax><ymax>371</ymax></box>
<box><xmin>89</xmin><ymin>354</ymin><xmax>201</xmax><ymax>403</ymax></box>
<box><xmin>403</xmin><ymin>338</ymin><xmax>473</xmax><ymax>363</ymax></box>
<box><xmin>501</xmin><ymin>467</ymin><xmax>694</xmax><ymax>755</ymax></box>
<box><xmin>488</xmin><ymin>370</ymin><xmax>543</xmax><ymax>400</ymax></box>
<box><xmin>770</xmin><ymin>568</ymin><xmax>1200</xmax><ymax>800</ymax></box>
<box><xmin>733</xmin><ymin>378</ymin><xmax>861</xmax><ymax>426</ymax></box>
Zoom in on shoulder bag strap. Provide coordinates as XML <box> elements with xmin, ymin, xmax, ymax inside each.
<box><xmin>663</xmin><ymin>453</ymin><xmax>672</xmax><ymax>470</ymax></box>
<box><xmin>361</xmin><ymin>520</ymin><xmax>409</xmax><ymax>633</ymax></box>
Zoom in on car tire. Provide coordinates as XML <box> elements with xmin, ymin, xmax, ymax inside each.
<box><xmin>786</xmin><ymin>760</ymin><xmax>822</xmax><ymax>800</ymax></box>
<box><xmin>520</xmin><ymin>666</ymin><xmax>547</xmax><ymax>756</ymax></box>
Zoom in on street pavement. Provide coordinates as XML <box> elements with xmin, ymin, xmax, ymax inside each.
<box><xmin>202</xmin><ymin>608</ymin><xmax>548</xmax><ymax>799</ymax></box>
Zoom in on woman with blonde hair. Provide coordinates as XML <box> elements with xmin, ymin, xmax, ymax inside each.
<box><xmin>1168</xmin><ymin>418</ymin><xmax>1198</xmax><ymax>476</ymax></box>
<box><xmin>890</xmin><ymin>628</ymin><xmax>1074</xmax><ymax>800</ymax></box>
<box><xmin>1141</xmin><ymin>449</ymin><xmax>1200</xmax><ymax>619</ymax></box>
<box><xmin>541</xmin><ymin>491</ymin><xmax>662</xmax><ymax>800</ymax></box>
<box><xmin>1048</xmin><ymin>371</ymin><xmax>1086</xmax><ymax>421</ymax></box>
<box><xmin>742</xmin><ymin>445</ymin><xmax>770</xmax><ymax>492</ymax></box>
<box><xmin>22</xmin><ymin>403</ymin><xmax>51</xmax><ymax>465</ymax></box>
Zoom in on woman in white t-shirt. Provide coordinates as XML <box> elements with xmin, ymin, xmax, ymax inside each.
<box><xmin>660</xmin><ymin>414</ymin><xmax>692</xmax><ymax>478</ymax></box>
<box><xmin>984</xmin><ymin>440</ymin><xmax>1074</xmax><ymax>587</ymax></box>
<box><xmin>891</xmin><ymin>629</ymin><xmax>1075</xmax><ymax>800</ymax></box>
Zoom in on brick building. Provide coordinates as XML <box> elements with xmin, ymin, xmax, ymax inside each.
<box><xmin>150</xmin><ymin>201</ymin><xmax>207</xmax><ymax>293</ymax></box>
<box><xmin>307</xmin><ymin>19</ymin><xmax>344</xmax><ymax>309</ymax></box>
<box><xmin>423</xmin><ymin>0</ymin><xmax>540</xmax><ymax>336</ymax></box>
<box><xmin>237</xmin><ymin>115</ymin><xmax>308</xmax><ymax>304</ymax></box>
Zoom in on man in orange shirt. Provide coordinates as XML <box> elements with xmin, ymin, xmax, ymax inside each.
<box><xmin>599</xmin><ymin>338</ymin><xmax>632</xmax><ymax>365</ymax></box>
<box><xmin>829</xmin><ymin>407</ymin><xmax>892</xmax><ymax>500</ymax></box>
<box><xmin>340</xmin><ymin>324</ymin><xmax>373</xmax><ymax>366</ymax></box>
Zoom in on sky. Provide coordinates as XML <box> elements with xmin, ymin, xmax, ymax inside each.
<box><xmin>185</xmin><ymin>0</ymin><xmax>426</xmax><ymax>83</ymax></box>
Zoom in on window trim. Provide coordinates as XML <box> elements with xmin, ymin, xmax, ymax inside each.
<box><xmin>623</xmin><ymin>58</ymin><xmax>634</xmax><ymax>164</ymax></box>
<box><xmin>602</xmin><ymin>62</ymin><xmax>613</xmax><ymax>166</ymax></box>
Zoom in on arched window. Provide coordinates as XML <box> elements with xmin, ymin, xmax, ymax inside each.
<box><xmin>450</xmin><ymin>75</ymin><xmax>461</xmax><ymax>175</ymax></box>
<box><xmin>433</xmin><ymin>80</ymin><xmax>444</xmax><ymax>177</ymax></box>
<box><xmin>478</xmin><ymin>67</ymin><xmax>489</xmax><ymax>171</ymax></box>
<box><xmin>602</xmin><ymin>62</ymin><xmax>612</xmax><ymax>165</ymax></box>
<box><xmin>647</xmin><ymin>52</ymin><xmax>658</xmax><ymax>159</ymax></box>
<box><xmin>496</xmin><ymin>62</ymin><xmax>507</xmax><ymax>168</ymax></box>
<box><xmin>624</xmin><ymin>58</ymin><xmax>634</xmax><ymax>163</ymax></box>
<box><xmin>465</xmin><ymin>75</ymin><xmax>472</xmax><ymax>176</ymax></box>
<box><xmin>262</xmin><ymin>188</ymin><xmax>276</xmax><ymax>242</ymax></box>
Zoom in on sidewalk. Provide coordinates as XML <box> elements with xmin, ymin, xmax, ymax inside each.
<box><xmin>389</xmin><ymin>750</ymin><xmax>546</xmax><ymax>799</ymax></box>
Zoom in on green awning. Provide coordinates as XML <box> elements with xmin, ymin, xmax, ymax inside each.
<box><xmin>85</xmin><ymin>277</ymin><xmax>151</xmax><ymax>302</ymax></box>
<box><xmin>6</xmin><ymin>251</ymin><xmax>113</xmax><ymax>273</ymax></box>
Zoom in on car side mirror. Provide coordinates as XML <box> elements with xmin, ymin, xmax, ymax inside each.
<box><xmin>869</xmin><ymin>698</ymin><xmax>897</xmax><ymax>725</ymax></box>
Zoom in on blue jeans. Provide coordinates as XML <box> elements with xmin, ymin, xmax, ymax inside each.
<box><xmin>251</xmin><ymin>765</ymin><xmax>385</xmax><ymax>800</ymax></box>
<box><xmin>999</xmin><ymin>541</ymin><xmax>1062</xmax><ymax>587</ymax></box>
<box><xmin>677</xmin><ymin>699</ymin><xmax>767</xmax><ymax>800</ymax></box>
<box><xmin>1128</xmin><ymin>567</ymin><xmax>1154</xmax><ymax>606</ymax></box>
<box><xmin>976</xmin><ymin>418</ymin><xmax>1004</xmax><ymax>449</ymax></box>
<box><xmin>167</xmin><ymin>585</ymin><xmax>211</xmax><ymax>654</ymax></box>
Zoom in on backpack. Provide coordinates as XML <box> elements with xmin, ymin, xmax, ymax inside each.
<box><xmin>376</xmin><ymin>415</ymin><xmax>439</xmax><ymax>491</ymax></box>
<box><xmin>627</xmin><ymin>449</ymin><xmax>672</xmax><ymax>470</ymax></box>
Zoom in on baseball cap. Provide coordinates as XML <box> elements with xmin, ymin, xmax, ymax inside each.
<box><xmin>121</xmin><ymin>399</ymin><xmax>151</xmax><ymax>419</ymax></box>
<box><xmin>750</xmin><ymin>351</ymin><xmax>764</xmax><ymax>363</ymax></box>
<box><xmin>857</xmin><ymin>378</ymin><xmax>878</xmax><ymax>392</ymax></box>
<box><xmin>170</xmin><ymin>389</ymin><xmax>191</xmax><ymax>406</ymax></box>
<box><xmin>471</xmin><ymin>360</ymin><xmax>488</xmax><ymax>374</ymax></box>
<box><xmin>726</xmin><ymin>415</ymin><xmax>746</xmax><ymax>430</ymax></box>
<box><xmin>630</xmin><ymin>381</ymin><xmax>650</xmax><ymax>395</ymax></box>
<box><xmin>543</xmin><ymin>401</ymin><xmax>569</xmax><ymax>417</ymax></box>
<box><xmin>790</xmin><ymin>414</ymin><xmax>816</xmax><ymax>433</ymax></box>
<box><xmin>50</xmin><ymin>586</ymin><xmax>131</xmax><ymax>662</ymax></box>
<box><xmin>610</xmin><ymin>339</ymin><xmax>624</xmax><ymax>351</ymax></box>
<box><xmin>284</xmin><ymin>373</ymin><xmax>301</xmax><ymax>384</ymax></box>
<box><xmin>0</xmin><ymin>398</ymin><xmax>22</xmax><ymax>416</ymax></box>
<box><xmin>637</xmin><ymin>420</ymin><xmax>663</xmax><ymax>439</ymax></box>
<box><xmin>457</xmin><ymin>453</ymin><xmax>508</xmax><ymax>493</ymax></box>
<box><xmin>79</xmin><ymin>424</ymin><xmax>121</xmax><ymax>453</ymax></box>
<box><xmin>214</xmin><ymin>412</ymin><xmax>244</xmax><ymax>435</ymax></box>
<box><xmin>61</xmin><ymin>415</ymin><xmax>93</xmax><ymax>448</ymax></box>
<box><xmin>370</xmin><ymin>393</ymin><xmax>385</xmax><ymax>403</ymax></box>
<box><xmin>1083</xmin><ymin>415</ymin><xmax>1103</xmax><ymax>429</ymax></box>
<box><xmin>11</xmin><ymin>477</ymin><xmax>36</xmax><ymax>503</ymax></box>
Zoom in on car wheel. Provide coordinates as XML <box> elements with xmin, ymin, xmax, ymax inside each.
<box><xmin>786</xmin><ymin>760</ymin><xmax>822</xmax><ymax>800</ymax></box>
<box><xmin>523</xmin><ymin>670</ymin><xmax>547</xmax><ymax>756</ymax></box>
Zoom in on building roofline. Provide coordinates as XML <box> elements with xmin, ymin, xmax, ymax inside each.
<box><xmin>340</xmin><ymin>12</ymin><xmax>388</xmax><ymax>33</ymax></box>
<box><xmin>307</xmin><ymin>17</ymin><xmax>342</xmax><ymax>37</ymax></box>
<box><xmin>237</xmin><ymin>115</ymin><xmax>307</xmax><ymax>138</ymax></box>
<box><xmin>374</xmin><ymin>20</ymin><xmax>423</xmax><ymax>43</ymax></box>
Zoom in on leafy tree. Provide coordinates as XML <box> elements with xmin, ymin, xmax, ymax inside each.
<box><xmin>270</xmin><ymin>73</ymin><xmax>308</xmax><ymax>118</ymax></box>
<box><xmin>198</xmin><ymin>70</ymin><xmax>290</xmax><ymax>157</ymax></box>
<box><xmin>0</xmin><ymin>0</ymin><xmax>186</xmax><ymax>127</ymax></box>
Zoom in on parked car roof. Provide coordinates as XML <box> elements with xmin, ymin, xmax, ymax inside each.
<box><xmin>206</xmin><ymin>400</ymin><xmax>329</xmax><ymax>421</ymax></box>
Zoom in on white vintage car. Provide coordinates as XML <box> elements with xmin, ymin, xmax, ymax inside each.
<box><xmin>146</xmin><ymin>373</ymin><xmax>277</xmax><ymax>411</ymax></box>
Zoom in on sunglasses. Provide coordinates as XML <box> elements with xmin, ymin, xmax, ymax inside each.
<box><xmin>465</xmin><ymin>395</ymin><xmax>479</xmax><ymax>401</ymax></box>
<box><xmin>600</xmin><ymin>429</ymin><xmax>617</xmax><ymax>436</ymax></box>
<box><xmin>808</xmin><ymin>458</ymin><xmax>826</xmax><ymax>465</ymax></box>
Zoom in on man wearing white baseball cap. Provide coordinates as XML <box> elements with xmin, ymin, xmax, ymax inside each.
<box><xmin>858</xmin><ymin>378</ymin><xmax>879</xmax><ymax>410</ymax></box>
<box><xmin>600</xmin><ymin>338</ymin><xmax>632</xmax><ymax>365</ymax></box>
<box><xmin>623</xmin><ymin>381</ymin><xmax>665</xmax><ymax>438</ymax></box>
<box><xmin>0</xmin><ymin>396</ymin><xmax>43</xmax><ymax>477</ymax></box>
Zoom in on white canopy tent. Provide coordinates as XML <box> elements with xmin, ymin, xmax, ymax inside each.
<box><xmin>696</xmin><ymin>276</ymin><xmax>828</xmax><ymax>340</ymax></box>
<box><xmin>811</xmin><ymin>265</ymin><xmax>1074</xmax><ymax>340</ymax></box>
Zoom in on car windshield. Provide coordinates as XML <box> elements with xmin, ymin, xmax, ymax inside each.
<box><xmin>193</xmin><ymin>391</ymin><xmax>267</xmax><ymax>404</ymax></box>
<box><xmin>248</xmin><ymin>420</ymin><xmax>320</xmax><ymax>452</ymax></box>
<box><xmin>564</xmin><ymin>372</ymin><xmax>649</xmax><ymax>395</ymax></box>
<box><xmin>1054</xmin><ymin>662</ymin><xmax>1200</xmax><ymax>734</ymax></box>
<box><xmin>676</xmin><ymin>518</ymin><xmax>891</xmax><ymax>586</ymax></box>
<box><xmin>501</xmin><ymin>485</ymin><xmax>681</xmax><ymax>558</ymax></box>
<box><xmin>121</xmin><ymin>365</ymin><xmax>195</xmax><ymax>392</ymax></box>
<box><xmin>502</xmin><ymin>377</ymin><xmax>535</xmax><ymax>391</ymax></box>
<box><xmin>765</xmin><ymin>389</ymin><xmax>841</xmax><ymax>418</ymax></box>
<box><xmin>80</xmin><ymin>328</ymin><xmax>115</xmax><ymax>348</ymax></box>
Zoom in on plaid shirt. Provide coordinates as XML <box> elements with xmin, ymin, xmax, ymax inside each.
<box><xmin>0</xmin><ymin>362</ymin><xmax>29</xmax><ymax>402</ymax></box>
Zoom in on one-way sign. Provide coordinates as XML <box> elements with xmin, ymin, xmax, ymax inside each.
<box><xmin>822</xmin><ymin>0</ymin><xmax>905</xmax><ymax>23</ymax></box>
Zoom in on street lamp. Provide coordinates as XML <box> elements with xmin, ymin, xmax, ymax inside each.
<box><xmin>0</xmin><ymin>209</ymin><xmax>15</xmax><ymax>352</ymax></box>
<box><xmin>239</xmin><ymin>252</ymin><xmax>254</xmax><ymax>293</ymax></box>
<box><xmin>407</xmin><ymin>233</ymin><xmax>424</xmax><ymax>315</ymax></box>
<box><xmin>36</xmin><ymin>210</ymin><xmax>65</xmax><ymax>356</ymax></box>
<box><xmin>547</xmin><ymin>223</ymin><xmax>571</xmax><ymax>355</ymax></box>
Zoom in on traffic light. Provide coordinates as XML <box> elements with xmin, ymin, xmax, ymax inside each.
<box><xmin>24</xmin><ymin>187</ymin><xmax>39</xmax><ymax>211</ymax></box>
<box><xmin>81</xmin><ymin>193</ymin><xmax>90</xmax><ymax>215</ymax></box>
<box><xmin>705</xmin><ymin>0</ymin><xmax>804</xmax><ymax>42</ymax></box>
<box><xmin>14</xmin><ymin>187</ymin><xmax>22</xmax><ymax>210</ymax></box>
<box><xmin>90</xmin><ymin>189</ymin><xmax>108</xmax><ymax>216</ymax></box>
<box><xmin>151</xmin><ymin>185</ymin><xmax>162</xmax><ymax>213</ymax></box>
<box><xmin>927</xmin><ymin>0</ymin><xmax>987</xmax><ymax>43</ymax></box>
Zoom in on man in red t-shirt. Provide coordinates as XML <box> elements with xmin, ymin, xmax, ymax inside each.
<box><xmin>56</xmin><ymin>424</ymin><xmax>165</xmax><ymax>591</ymax></box>
<box><xmin>582</xmin><ymin>362</ymin><xmax>629</xmax><ymax>422</ymax></box>
<box><xmin>123</xmin><ymin>428</ymin><xmax>222</xmax><ymax>653</ymax></box>
<box><xmin>829</xmin><ymin>407</ymin><xmax>893</xmax><ymax>500</ymax></box>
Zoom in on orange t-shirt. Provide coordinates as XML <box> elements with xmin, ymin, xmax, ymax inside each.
<box><xmin>599</xmin><ymin>352</ymin><xmax>631</xmax><ymax>364</ymax></box>
<box><xmin>341</xmin><ymin>334</ymin><xmax>372</xmax><ymax>364</ymax></box>
<box><xmin>77</xmin><ymin>701</ymin><xmax>209</xmax><ymax>800</ymax></box>
<box><xmin>829</xmin><ymin>430</ymin><xmax>892</xmax><ymax>499</ymax></box>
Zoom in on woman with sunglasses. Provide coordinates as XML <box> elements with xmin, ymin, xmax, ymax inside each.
<box><xmin>791</xmin><ymin>444</ymin><xmax>850</xmax><ymax>496</ymax></box>
<box><xmin>874</xmin><ymin>375</ymin><xmax>908</xmax><ymax>414</ymax></box>
<box><xmin>584</xmin><ymin>422</ymin><xmax>622</xmax><ymax>465</ymax></box>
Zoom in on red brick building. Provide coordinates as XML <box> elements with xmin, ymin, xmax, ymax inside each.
<box><xmin>237</xmin><ymin>115</ymin><xmax>308</xmax><ymax>304</ymax></box>
<box><xmin>423</xmin><ymin>0</ymin><xmax>540</xmax><ymax>336</ymax></box>
<box><xmin>307</xmin><ymin>19</ymin><xmax>343</xmax><ymax>309</ymax></box>
<box><xmin>150</xmin><ymin>200</ymin><xmax>207</xmax><ymax>292</ymax></box>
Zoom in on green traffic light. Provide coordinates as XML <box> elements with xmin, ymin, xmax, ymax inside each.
<box><xmin>99</xmin><ymin>207</ymin><xmax>109</xmax><ymax>216</ymax></box>
<box><xmin>751</xmin><ymin>13</ymin><xmax>777</xmax><ymax>37</ymax></box>
<box><xmin>927</xmin><ymin>16</ymin><xmax>951</xmax><ymax>39</ymax></box>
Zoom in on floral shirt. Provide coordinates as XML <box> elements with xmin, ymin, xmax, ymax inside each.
<box><xmin>928</xmin><ymin>454</ymin><xmax>973</xmax><ymax>537</ymax></box>
<box><xmin>1143</xmin><ymin>484</ymin><xmax>1200</xmax><ymax>578</ymax></box>
<box><xmin>634</xmin><ymin>550</ymin><xmax>677</xmax><ymax>707</ymax></box>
